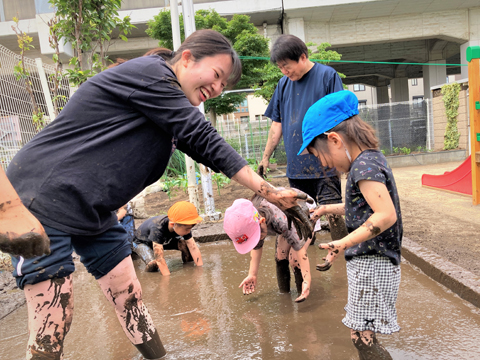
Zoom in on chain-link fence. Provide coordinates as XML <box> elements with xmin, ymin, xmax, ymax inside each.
<box><xmin>359</xmin><ymin>99</ymin><xmax>434</xmax><ymax>155</ymax></box>
<box><xmin>215</xmin><ymin>99</ymin><xmax>434</xmax><ymax>164</ymax></box>
<box><xmin>215</xmin><ymin>115</ymin><xmax>287</xmax><ymax>164</ymax></box>
<box><xmin>0</xmin><ymin>44</ymin><xmax>71</xmax><ymax>170</ymax></box>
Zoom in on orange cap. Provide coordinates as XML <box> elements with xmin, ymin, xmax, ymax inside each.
<box><xmin>167</xmin><ymin>201</ymin><xmax>203</xmax><ymax>225</ymax></box>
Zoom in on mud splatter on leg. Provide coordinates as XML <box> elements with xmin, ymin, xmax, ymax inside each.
<box><xmin>25</xmin><ymin>275</ymin><xmax>74</xmax><ymax>360</ymax></box>
<box><xmin>97</xmin><ymin>256</ymin><xmax>166</xmax><ymax>359</ymax></box>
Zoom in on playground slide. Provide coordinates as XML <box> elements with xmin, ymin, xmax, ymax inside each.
<box><xmin>421</xmin><ymin>155</ymin><xmax>472</xmax><ymax>196</ymax></box>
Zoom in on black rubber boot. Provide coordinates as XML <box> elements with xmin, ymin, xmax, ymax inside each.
<box><xmin>327</xmin><ymin>214</ymin><xmax>348</xmax><ymax>241</ymax></box>
<box><xmin>134</xmin><ymin>330</ymin><xmax>167</xmax><ymax>359</ymax></box>
<box><xmin>276</xmin><ymin>259</ymin><xmax>291</xmax><ymax>293</ymax></box>
<box><xmin>293</xmin><ymin>266</ymin><xmax>303</xmax><ymax>294</ymax></box>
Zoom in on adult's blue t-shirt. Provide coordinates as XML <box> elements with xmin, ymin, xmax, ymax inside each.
<box><xmin>264</xmin><ymin>63</ymin><xmax>343</xmax><ymax>179</ymax></box>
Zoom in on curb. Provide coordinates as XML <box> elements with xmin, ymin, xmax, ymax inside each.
<box><xmin>402</xmin><ymin>237</ymin><xmax>480</xmax><ymax>308</ymax></box>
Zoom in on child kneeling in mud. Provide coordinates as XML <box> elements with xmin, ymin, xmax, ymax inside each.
<box><xmin>299</xmin><ymin>90</ymin><xmax>402</xmax><ymax>359</ymax></box>
<box><xmin>132</xmin><ymin>201</ymin><xmax>203</xmax><ymax>275</ymax></box>
<box><xmin>224</xmin><ymin>195</ymin><xmax>312</xmax><ymax>303</ymax></box>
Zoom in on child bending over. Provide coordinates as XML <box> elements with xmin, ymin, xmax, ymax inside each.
<box><xmin>224</xmin><ymin>195</ymin><xmax>312</xmax><ymax>303</ymax></box>
<box><xmin>133</xmin><ymin>201</ymin><xmax>203</xmax><ymax>275</ymax></box>
<box><xmin>298</xmin><ymin>90</ymin><xmax>402</xmax><ymax>359</ymax></box>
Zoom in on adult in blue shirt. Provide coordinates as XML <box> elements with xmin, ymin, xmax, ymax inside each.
<box><xmin>259</xmin><ymin>34</ymin><xmax>349</xmax><ymax>255</ymax></box>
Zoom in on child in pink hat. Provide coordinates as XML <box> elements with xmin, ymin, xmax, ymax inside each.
<box><xmin>224</xmin><ymin>196</ymin><xmax>312</xmax><ymax>303</ymax></box>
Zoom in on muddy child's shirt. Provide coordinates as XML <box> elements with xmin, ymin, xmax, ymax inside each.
<box><xmin>134</xmin><ymin>216</ymin><xmax>191</xmax><ymax>248</ymax></box>
<box><xmin>254</xmin><ymin>198</ymin><xmax>306</xmax><ymax>252</ymax></box>
<box><xmin>7</xmin><ymin>55</ymin><xmax>247</xmax><ymax>235</ymax></box>
<box><xmin>344</xmin><ymin>150</ymin><xmax>403</xmax><ymax>265</ymax></box>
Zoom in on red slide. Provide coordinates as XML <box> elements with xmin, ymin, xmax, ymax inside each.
<box><xmin>421</xmin><ymin>155</ymin><xmax>472</xmax><ymax>196</ymax></box>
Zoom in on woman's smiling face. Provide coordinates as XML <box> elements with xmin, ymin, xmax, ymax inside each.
<box><xmin>176</xmin><ymin>51</ymin><xmax>232</xmax><ymax>106</ymax></box>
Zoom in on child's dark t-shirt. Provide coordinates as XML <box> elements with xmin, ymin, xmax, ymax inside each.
<box><xmin>344</xmin><ymin>149</ymin><xmax>402</xmax><ymax>265</ymax></box>
<box><xmin>134</xmin><ymin>215</ymin><xmax>192</xmax><ymax>248</ymax></box>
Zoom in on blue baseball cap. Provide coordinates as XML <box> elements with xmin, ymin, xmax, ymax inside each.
<box><xmin>297</xmin><ymin>90</ymin><xmax>359</xmax><ymax>156</ymax></box>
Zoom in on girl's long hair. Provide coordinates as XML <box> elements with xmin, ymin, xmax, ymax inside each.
<box><xmin>109</xmin><ymin>29</ymin><xmax>242</xmax><ymax>88</ymax></box>
<box><xmin>251</xmin><ymin>193</ymin><xmax>278</xmax><ymax>232</ymax></box>
<box><xmin>311</xmin><ymin>115</ymin><xmax>379</xmax><ymax>162</ymax></box>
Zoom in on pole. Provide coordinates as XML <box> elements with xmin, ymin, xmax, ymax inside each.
<box><xmin>182</xmin><ymin>0</ymin><xmax>220</xmax><ymax>220</ymax></box>
<box><xmin>466</xmin><ymin>46</ymin><xmax>480</xmax><ymax>205</ymax></box>
<box><xmin>169</xmin><ymin>0</ymin><xmax>200</xmax><ymax>211</ymax></box>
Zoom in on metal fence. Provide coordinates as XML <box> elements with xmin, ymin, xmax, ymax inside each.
<box><xmin>359</xmin><ymin>99</ymin><xmax>434</xmax><ymax>155</ymax></box>
<box><xmin>215</xmin><ymin>99</ymin><xmax>434</xmax><ymax>164</ymax></box>
<box><xmin>0</xmin><ymin>44</ymin><xmax>71</xmax><ymax>170</ymax></box>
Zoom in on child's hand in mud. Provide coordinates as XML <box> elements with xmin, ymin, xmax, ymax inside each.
<box><xmin>316</xmin><ymin>241</ymin><xmax>344</xmax><ymax>271</ymax></box>
<box><xmin>294</xmin><ymin>280</ymin><xmax>310</xmax><ymax>303</ymax></box>
<box><xmin>0</xmin><ymin>200</ymin><xmax>50</xmax><ymax>258</ymax></box>
<box><xmin>239</xmin><ymin>275</ymin><xmax>257</xmax><ymax>295</ymax></box>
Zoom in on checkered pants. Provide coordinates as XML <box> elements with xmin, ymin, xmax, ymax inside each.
<box><xmin>342</xmin><ymin>255</ymin><xmax>401</xmax><ymax>335</ymax></box>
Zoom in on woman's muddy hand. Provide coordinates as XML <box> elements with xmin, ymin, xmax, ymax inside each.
<box><xmin>0</xmin><ymin>200</ymin><xmax>50</xmax><ymax>258</ymax></box>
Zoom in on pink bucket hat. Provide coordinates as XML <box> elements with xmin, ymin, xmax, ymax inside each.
<box><xmin>223</xmin><ymin>199</ymin><xmax>261</xmax><ymax>254</ymax></box>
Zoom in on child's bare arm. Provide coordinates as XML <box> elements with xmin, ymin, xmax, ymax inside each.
<box><xmin>185</xmin><ymin>238</ymin><xmax>203</xmax><ymax>266</ymax></box>
<box><xmin>318</xmin><ymin>180</ymin><xmax>397</xmax><ymax>268</ymax></box>
<box><xmin>291</xmin><ymin>243</ymin><xmax>312</xmax><ymax>303</ymax></box>
<box><xmin>116</xmin><ymin>205</ymin><xmax>128</xmax><ymax>221</ymax></box>
<box><xmin>311</xmin><ymin>203</ymin><xmax>345</xmax><ymax>222</ymax></box>
<box><xmin>239</xmin><ymin>248</ymin><xmax>263</xmax><ymax>295</ymax></box>
<box><xmin>152</xmin><ymin>242</ymin><xmax>170</xmax><ymax>275</ymax></box>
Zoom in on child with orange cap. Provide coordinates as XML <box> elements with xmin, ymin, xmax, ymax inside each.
<box><xmin>132</xmin><ymin>201</ymin><xmax>203</xmax><ymax>275</ymax></box>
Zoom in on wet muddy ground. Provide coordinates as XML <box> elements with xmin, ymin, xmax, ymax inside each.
<box><xmin>2</xmin><ymin>234</ymin><xmax>480</xmax><ymax>360</ymax></box>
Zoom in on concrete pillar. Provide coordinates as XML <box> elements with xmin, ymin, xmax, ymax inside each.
<box><xmin>460</xmin><ymin>9</ymin><xmax>480</xmax><ymax>79</ymax></box>
<box><xmin>390</xmin><ymin>78</ymin><xmax>409</xmax><ymax>103</ymax></box>
<box><xmin>286</xmin><ymin>17</ymin><xmax>305</xmax><ymax>42</ymax></box>
<box><xmin>422</xmin><ymin>60</ymin><xmax>446</xmax><ymax>99</ymax></box>
<box><xmin>376</xmin><ymin>86</ymin><xmax>389</xmax><ymax>104</ymax></box>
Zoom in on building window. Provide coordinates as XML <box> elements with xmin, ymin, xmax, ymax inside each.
<box><xmin>358</xmin><ymin>100</ymin><xmax>367</xmax><ymax>109</ymax></box>
<box><xmin>353</xmin><ymin>84</ymin><xmax>365</xmax><ymax>92</ymax></box>
<box><xmin>411</xmin><ymin>79</ymin><xmax>418</xmax><ymax>86</ymax></box>
<box><xmin>412</xmin><ymin>96</ymin><xmax>424</xmax><ymax>108</ymax></box>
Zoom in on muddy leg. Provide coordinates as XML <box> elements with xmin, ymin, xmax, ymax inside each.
<box><xmin>97</xmin><ymin>256</ymin><xmax>166</xmax><ymax>359</ymax></box>
<box><xmin>24</xmin><ymin>275</ymin><xmax>74</xmax><ymax>360</ymax></box>
<box><xmin>351</xmin><ymin>330</ymin><xmax>393</xmax><ymax>360</ymax></box>
<box><xmin>326</xmin><ymin>214</ymin><xmax>348</xmax><ymax>241</ymax></box>
<box><xmin>177</xmin><ymin>239</ymin><xmax>193</xmax><ymax>263</ymax></box>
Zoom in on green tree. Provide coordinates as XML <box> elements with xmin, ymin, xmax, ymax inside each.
<box><xmin>253</xmin><ymin>42</ymin><xmax>345</xmax><ymax>102</ymax></box>
<box><xmin>49</xmin><ymin>0</ymin><xmax>134</xmax><ymax>86</ymax></box>
<box><xmin>146</xmin><ymin>10</ymin><xmax>269</xmax><ymax>126</ymax></box>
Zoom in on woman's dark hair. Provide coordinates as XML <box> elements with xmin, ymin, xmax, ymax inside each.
<box><xmin>311</xmin><ymin>115</ymin><xmax>379</xmax><ymax>159</ymax></box>
<box><xmin>109</xmin><ymin>29</ymin><xmax>242</xmax><ymax>88</ymax></box>
<box><xmin>270</xmin><ymin>34</ymin><xmax>308</xmax><ymax>64</ymax></box>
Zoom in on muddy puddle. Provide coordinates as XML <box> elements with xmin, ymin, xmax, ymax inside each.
<box><xmin>1</xmin><ymin>233</ymin><xmax>480</xmax><ymax>359</ymax></box>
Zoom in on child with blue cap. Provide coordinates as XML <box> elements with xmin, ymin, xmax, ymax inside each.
<box><xmin>298</xmin><ymin>90</ymin><xmax>402</xmax><ymax>360</ymax></box>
